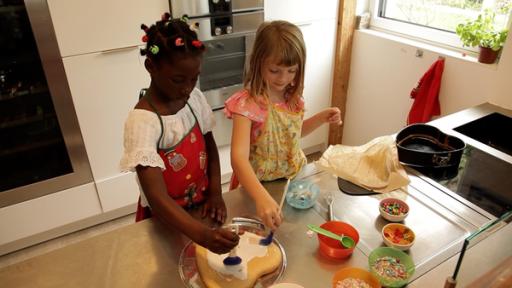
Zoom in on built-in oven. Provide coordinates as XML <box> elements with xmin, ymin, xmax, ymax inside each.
<box><xmin>169</xmin><ymin>0</ymin><xmax>264</xmax><ymax>146</ymax></box>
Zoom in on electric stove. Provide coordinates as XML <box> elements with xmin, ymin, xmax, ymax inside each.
<box><xmin>413</xmin><ymin>144</ymin><xmax>512</xmax><ymax>218</ymax></box>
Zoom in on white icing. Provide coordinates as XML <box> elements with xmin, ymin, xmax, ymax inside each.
<box><xmin>206</xmin><ymin>231</ymin><xmax>269</xmax><ymax>280</ymax></box>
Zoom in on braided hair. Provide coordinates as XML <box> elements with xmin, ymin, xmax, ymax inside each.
<box><xmin>140</xmin><ymin>13</ymin><xmax>205</xmax><ymax>64</ymax></box>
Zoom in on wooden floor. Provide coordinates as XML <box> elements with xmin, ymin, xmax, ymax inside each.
<box><xmin>0</xmin><ymin>151</ymin><xmax>323</xmax><ymax>269</ymax></box>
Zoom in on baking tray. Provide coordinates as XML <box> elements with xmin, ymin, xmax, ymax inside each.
<box><xmin>178</xmin><ymin>217</ymin><xmax>287</xmax><ymax>288</ymax></box>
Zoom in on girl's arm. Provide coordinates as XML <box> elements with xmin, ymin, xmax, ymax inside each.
<box><xmin>301</xmin><ymin>107</ymin><xmax>342</xmax><ymax>137</ymax></box>
<box><xmin>136</xmin><ymin>166</ymin><xmax>238</xmax><ymax>254</ymax></box>
<box><xmin>230</xmin><ymin>114</ymin><xmax>282</xmax><ymax>230</ymax></box>
<box><xmin>202</xmin><ymin>132</ymin><xmax>226</xmax><ymax>223</ymax></box>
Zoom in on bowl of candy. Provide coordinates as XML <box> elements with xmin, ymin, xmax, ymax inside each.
<box><xmin>379</xmin><ymin>198</ymin><xmax>409</xmax><ymax>222</ymax></box>
<box><xmin>368</xmin><ymin>247</ymin><xmax>415</xmax><ymax>288</ymax></box>
<box><xmin>382</xmin><ymin>223</ymin><xmax>415</xmax><ymax>251</ymax></box>
<box><xmin>285</xmin><ymin>179</ymin><xmax>319</xmax><ymax>209</ymax></box>
<box><xmin>332</xmin><ymin>267</ymin><xmax>381</xmax><ymax>288</ymax></box>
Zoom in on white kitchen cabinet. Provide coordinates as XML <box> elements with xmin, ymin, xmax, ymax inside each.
<box><xmin>265</xmin><ymin>0</ymin><xmax>339</xmax><ymax>152</ymax></box>
<box><xmin>0</xmin><ymin>183</ymin><xmax>101</xmax><ymax>255</ymax></box>
<box><xmin>63</xmin><ymin>48</ymin><xmax>149</xmax><ymax>211</ymax></box>
<box><xmin>47</xmin><ymin>0</ymin><xmax>169</xmax><ymax>57</ymax></box>
<box><xmin>300</xmin><ymin>19</ymin><xmax>337</xmax><ymax>150</ymax></box>
<box><xmin>264</xmin><ymin>0</ymin><xmax>338</xmax><ymax>24</ymax></box>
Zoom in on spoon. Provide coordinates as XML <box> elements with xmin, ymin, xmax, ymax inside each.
<box><xmin>307</xmin><ymin>224</ymin><xmax>355</xmax><ymax>249</ymax></box>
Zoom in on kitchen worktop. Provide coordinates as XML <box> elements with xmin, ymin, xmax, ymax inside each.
<box><xmin>0</xmin><ymin>103</ymin><xmax>511</xmax><ymax>287</ymax></box>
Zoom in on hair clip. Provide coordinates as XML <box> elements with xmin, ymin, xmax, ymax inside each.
<box><xmin>141</xmin><ymin>35</ymin><xmax>148</xmax><ymax>43</ymax></box>
<box><xmin>161</xmin><ymin>12</ymin><xmax>171</xmax><ymax>21</ymax></box>
<box><xmin>175</xmin><ymin>38</ymin><xmax>185</xmax><ymax>46</ymax></box>
<box><xmin>181</xmin><ymin>14</ymin><xmax>189</xmax><ymax>22</ymax></box>
<box><xmin>189</xmin><ymin>22</ymin><xmax>200</xmax><ymax>32</ymax></box>
<box><xmin>191</xmin><ymin>40</ymin><xmax>203</xmax><ymax>48</ymax></box>
<box><xmin>149</xmin><ymin>45</ymin><xmax>159</xmax><ymax>55</ymax></box>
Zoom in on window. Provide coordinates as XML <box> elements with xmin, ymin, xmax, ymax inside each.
<box><xmin>369</xmin><ymin>0</ymin><xmax>512</xmax><ymax>51</ymax></box>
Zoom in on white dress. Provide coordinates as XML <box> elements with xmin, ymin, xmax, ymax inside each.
<box><xmin>120</xmin><ymin>88</ymin><xmax>215</xmax><ymax>172</ymax></box>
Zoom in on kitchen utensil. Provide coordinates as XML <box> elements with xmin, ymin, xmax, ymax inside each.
<box><xmin>332</xmin><ymin>267</ymin><xmax>381</xmax><ymax>288</ymax></box>
<box><xmin>178</xmin><ymin>217</ymin><xmax>287</xmax><ymax>288</ymax></box>
<box><xmin>368</xmin><ymin>247</ymin><xmax>415</xmax><ymax>288</ymax></box>
<box><xmin>223</xmin><ymin>225</ymin><xmax>242</xmax><ymax>265</ymax></box>
<box><xmin>337</xmin><ymin>177</ymin><xmax>378</xmax><ymax>195</ymax></box>
<box><xmin>307</xmin><ymin>224</ymin><xmax>355</xmax><ymax>248</ymax></box>
<box><xmin>382</xmin><ymin>223</ymin><xmax>415</xmax><ymax>251</ymax></box>
<box><xmin>379</xmin><ymin>198</ymin><xmax>409</xmax><ymax>222</ymax></box>
<box><xmin>396</xmin><ymin>123</ymin><xmax>465</xmax><ymax>168</ymax></box>
<box><xmin>285</xmin><ymin>179</ymin><xmax>319</xmax><ymax>209</ymax></box>
<box><xmin>260</xmin><ymin>178</ymin><xmax>290</xmax><ymax>246</ymax></box>
<box><xmin>314</xmin><ymin>221</ymin><xmax>359</xmax><ymax>259</ymax></box>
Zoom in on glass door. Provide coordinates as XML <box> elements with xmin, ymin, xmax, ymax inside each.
<box><xmin>0</xmin><ymin>0</ymin><xmax>93</xmax><ymax>207</ymax></box>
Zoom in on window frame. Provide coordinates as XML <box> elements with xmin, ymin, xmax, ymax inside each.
<box><xmin>368</xmin><ymin>0</ymin><xmax>483</xmax><ymax>54</ymax></box>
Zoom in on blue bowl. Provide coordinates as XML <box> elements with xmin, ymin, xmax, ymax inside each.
<box><xmin>285</xmin><ymin>180</ymin><xmax>319</xmax><ymax>209</ymax></box>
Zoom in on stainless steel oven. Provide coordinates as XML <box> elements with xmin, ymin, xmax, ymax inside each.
<box><xmin>170</xmin><ymin>0</ymin><xmax>264</xmax><ymax>146</ymax></box>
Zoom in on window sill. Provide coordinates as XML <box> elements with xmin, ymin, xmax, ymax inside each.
<box><xmin>358</xmin><ymin>28</ymin><xmax>499</xmax><ymax>70</ymax></box>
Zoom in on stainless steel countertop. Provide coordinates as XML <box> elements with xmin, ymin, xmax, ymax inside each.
<box><xmin>0</xmin><ymin>103</ymin><xmax>510</xmax><ymax>287</ymax></box>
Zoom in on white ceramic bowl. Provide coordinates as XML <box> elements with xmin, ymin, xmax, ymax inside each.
<box><xmin>382</xmin><ymin>223</ymin><xmax>415</xmax><ymax>251</ymax></box>
<box><xmin>379</xmin><ymin>198</ymin><xmax>409</xmax><ymax>222</ymax></box>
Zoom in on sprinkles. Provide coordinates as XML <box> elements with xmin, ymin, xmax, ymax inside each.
<box><xmin>336</xmin><ymin>278</ymin><xmax>371</xmax><ymax>288</ymax></box>
<box><xmin>371</xmin><ymin>256</ymin><xmax>408</xmax><ymax>282</ymax></box>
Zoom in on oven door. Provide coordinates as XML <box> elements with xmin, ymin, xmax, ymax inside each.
<box><xmin>200</xmin><ymin>33</ymin><xmax>255</xmax><ymax>147</ymax></box>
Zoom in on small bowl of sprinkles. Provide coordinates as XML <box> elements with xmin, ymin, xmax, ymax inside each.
<box><xmin>379</xmin><ymin>198</ymin><xmax>409</xmax><ymax>222</ymax></box>
<box><xmin>368</xmin><ymin>247</ymin><xmax>415</xmax><ymax>288</ymax></box>
<box><xmin>332</xmin><ymin>267</ymin><xmax>381</xmax><ymax>288</ymax></box>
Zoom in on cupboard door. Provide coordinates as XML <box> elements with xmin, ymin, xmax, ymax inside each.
<box><xmin>264</xmin><ymin>0</ymin><xmax>338</xmax><ymax>23</ymax></box>
<box><xmin>47</xmin><ymin>0</ymin><xmax>169</xmax><ymax>57</ymax></box>
<box><xmin>299</xmin><ymin>19</ymin><xmax>337</xmax><ymax>150</ymax></box>
<box><xmin>63</xmin><ymin>48</ymin><xmax>149</xmax><ymax>181</ymax></box>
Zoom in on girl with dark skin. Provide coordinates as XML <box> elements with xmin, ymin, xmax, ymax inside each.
<box><xmin>120</xmin><ymin>14</ymin><xmax>238</xmax><ymax>254</ymax></box>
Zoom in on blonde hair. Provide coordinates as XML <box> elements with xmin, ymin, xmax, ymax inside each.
<box><xmin>244</xmin><ymin>20</ymin><xmax>306</xmax><ymax>109</ymax></box>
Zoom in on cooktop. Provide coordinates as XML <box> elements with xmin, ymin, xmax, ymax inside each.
<box><xmin>413</xmin><ymin>144</ymin><xmax>512</xmax><ymax>218</ymax></box>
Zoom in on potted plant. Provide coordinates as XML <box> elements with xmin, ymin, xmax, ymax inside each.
<box><xmin>455</xmin><ymin>9</ymin><xmax>509</xmax><ymax>64</ymax></box>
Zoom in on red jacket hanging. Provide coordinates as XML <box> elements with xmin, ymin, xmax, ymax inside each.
<box><xmin>407</xmin><ymin>58</ymin><xmax>445</xmax><ymax>125</ymax></box>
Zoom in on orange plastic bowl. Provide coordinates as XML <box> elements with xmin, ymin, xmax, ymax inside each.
<box><xmin>317</xmin><ymin>221</ymin><xmax>359</xmax><ymax>259</ymax></box>
<box><xmin>332</xmin><ymin>267</ymin><xmax>381</xmax><ymax>288</ymax></box>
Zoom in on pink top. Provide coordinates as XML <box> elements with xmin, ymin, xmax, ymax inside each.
<box><xmin>224</xmin><ymin>89</ymin><xmax>304</xmax><ymax>142</ymax></box>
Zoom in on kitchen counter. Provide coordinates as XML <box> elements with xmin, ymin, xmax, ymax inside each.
<box><xmin>1</xmin><ymin>165</ymin><xmax>510</xmax><ymax>287</ymax></box>
<box><xmin>1</xmin><ymin>103</ymin><xmax>511</xmax><ymax>287</ymax></box>
<box><xmin>0</xmin><ymin>166</ymin><xmax>370</xmax><ymax>288</ymax></box>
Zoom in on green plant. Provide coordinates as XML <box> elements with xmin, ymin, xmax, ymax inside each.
<box><xmin>455</xmin><ymin>9</ymin><xmax>509</xmax><ymax>51</ymax></box>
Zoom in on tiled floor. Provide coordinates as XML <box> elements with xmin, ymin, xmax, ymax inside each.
<box><xmin>0</xmin><ymin>151</ymin><xmax>323</xmax><ymax>269</ymax></box>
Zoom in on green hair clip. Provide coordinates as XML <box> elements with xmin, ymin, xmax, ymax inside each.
<box><xmin>149</xmin><ymin>45</ymin><xmax>159</xmax><ymax>55</ymax></box>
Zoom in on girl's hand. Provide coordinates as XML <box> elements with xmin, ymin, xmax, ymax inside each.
<box><xmin>322</xmin><ymin>107</ymin><xmax>342</xmax><ymax>125</ymax></box>
<box><xmin>202</xmin><ymin>194</ymin><xmax>227</xmax><ymax>224</ymax></box>
<box><xmin>256</xmin><ymin>196</ymin><xmax>282</xmax><ymax>231</ymax></box>
<box><xmin>201</xmin><ymin>227</ymin><xmax>240</xmax><ymax>254</ymax></box>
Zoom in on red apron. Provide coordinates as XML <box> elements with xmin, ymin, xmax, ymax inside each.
<box><xmin>135</xmin><ymin>103</ymin><xmax>208</xmax><ymax>222</ymax></box>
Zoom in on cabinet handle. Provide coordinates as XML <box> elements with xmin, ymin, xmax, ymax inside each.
<box><xmin>295</xmin><ymin>22</ymin><xmax>312</xmax><ymax>27</ymax></box>
<box><xmin>100</xmin><ymin>46</ymin><xmax>138</xmax><ymax>54</ymax></box>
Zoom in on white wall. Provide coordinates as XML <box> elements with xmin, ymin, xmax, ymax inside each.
<box><xmin>342</xmin><ymin>29</ymin><xmax>512</xmax><ymax>146</ymax></box>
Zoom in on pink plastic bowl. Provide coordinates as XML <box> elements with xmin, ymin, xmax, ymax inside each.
<box><xmin>317</xmin><ymin>221</ymin><xmax>359</xmax><ymax>259</ymax></box>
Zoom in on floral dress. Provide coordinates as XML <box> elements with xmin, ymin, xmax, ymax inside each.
<box><xmin>224</xmin><ymin>90</ymin><xmax>306</xmax><ymax>183</ymax></box>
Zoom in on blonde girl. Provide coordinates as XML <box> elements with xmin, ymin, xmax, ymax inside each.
<box><xmin>224</xmin><ymin>20</ymin><xmax>342</xmax><ymax>230</ymax></box>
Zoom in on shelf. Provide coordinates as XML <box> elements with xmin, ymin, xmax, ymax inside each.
<box><xmin>0</xmin><ymin>86</ymin><xmax>49</xmax><ymax>102</ymax></box>
<box><xmin>0</xmin><ymin>4</ymin><xmax>24</xmax><ymax>14</ymax></box>
<box><xmin>0</xmin><ymin>113</ymin><xmax>55</xmax><ymax>130</ymax></box>
<box><xmin>0</xmin><ymin>137</ymin><xmax>63</xmax><ymax>158</ymax></box>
